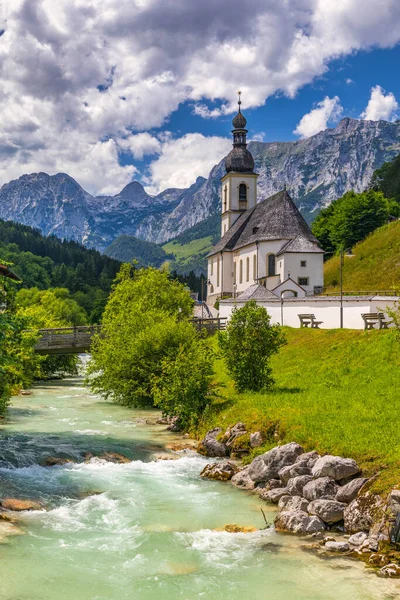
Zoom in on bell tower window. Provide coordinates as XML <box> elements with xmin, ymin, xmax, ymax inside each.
<box><xmin>239</xmin><ymin>183</ymin><xmax>247</xmax><ymax>209</ymax></box>
<box><xmin>223</xmin><ymin>185</ymin><xmax>227</xmax><ymax>211</ymax></box>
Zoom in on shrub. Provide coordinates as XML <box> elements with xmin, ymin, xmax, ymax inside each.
<box><xmin>218</xmin><ymin>301</ymin><xmax>286</xmax><ymax>392</ymax></box>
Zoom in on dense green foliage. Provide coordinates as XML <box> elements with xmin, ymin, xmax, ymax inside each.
<box><xmin>324</xmin><ymin>220</ymin><xmax>400</xmax><ymax>292</ymax></box>
<box><xmin>105</xmin><ymin>234</ymin><xmax>174</xmax><ymax>268</ymax></box>
<box><xmin>202</xmin><ymin>328</ymin><xmax>400</xmax><ymax>493</ymax></box>
<box><xmin>0</xmin><ymin>219</ymin><xmax>121</xmax><ymax>322</ymax></box>
<box><xmin>0</xmin><ymin>276</ymin><xmax>37</xmax><ymax>409</ymax></box>
<box><xmin>218</xmin><ymin>301</ymin><xmax>286</xmax><ymax>392</ymax></box>
<box><xmin>16</xmin><ymin>288</ymin><xmax>87</xmax><ymax>379</ymax></box>
<box><xmin>87</xmin><ymin>267</ymin><xmax>203</xmax><ymax>409</ymax></box>
<box><xmin>371</xmin><ymin>153</ymin><xmax>400</xmax><ymax>203</ymax></box>
<box><xmin>152</xmin><ymin>339</ymin><xmax>214</xmax><ymax>429</ymax></box>
<box><xmin>312</xmin><ymin>190</ymin><xmax>399</xmax><ymax>255</ymax></box>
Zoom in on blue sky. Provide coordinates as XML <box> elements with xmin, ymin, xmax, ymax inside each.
<box><xmin>0</xmin><ymin>1</ymin><xmax>400</xmax><ymax>196</ymax></box>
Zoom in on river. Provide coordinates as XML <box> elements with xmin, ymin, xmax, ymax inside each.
<box><xmin>0</xmin><ymin>378</ymin><xmax>398</xmax><ymax>600</ymax></box>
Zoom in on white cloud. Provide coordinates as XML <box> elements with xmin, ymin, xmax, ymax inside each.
<box><xmin>118</xmin><ymin>132</ymin><xmax>161</xmax><ymax>160</ymax></box>
<box><xmin>294</xmin><ymin>96</ymin><xmax>343</xmax><ymax>138</ymax></box>
<box><xmin>361</xmin><ymin>85</ymin><xmax>399</xmax><ymax>121</ymax></box>
<box><xmin>250</xmin><ymin>132</ymin><xmax>266</xmax><ymax>142</ymax></box>
<box><xmin>144</xmin><ymin>133</ymin><xmax>231</xmax><ymax>193</ymax></box>
<box><xmin>0</xmin><ymin>0</ymin><xmax>399</xmax><ymax>192</ymax></box>
<box><xmin>346</xmin><ymin>78</ymin><xmax>354</xmax><ymax>85</ymax></box>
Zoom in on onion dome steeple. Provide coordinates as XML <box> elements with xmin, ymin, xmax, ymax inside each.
<box><xmin>225</xmin><ymin>91</ymin><xmax>255</xmax><ymax>174</ymax></box>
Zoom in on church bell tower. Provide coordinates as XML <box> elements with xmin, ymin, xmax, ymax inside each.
<box><xmin>221</xmin><ymin>92</ymin><xmax>258</xmax><ymax>237</ymax></box>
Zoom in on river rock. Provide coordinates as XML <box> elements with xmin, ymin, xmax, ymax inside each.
<box><xmin>324</xmin><ymin>541</ymin><xmax>350</xmax><ymax>553</ymax></box>
<box><xmin>278</xmin><ymin>495</ymin><xmax>309</xmax><ymax>512</ymax></box>
<box><xmin>259</xmin><ymin>488</ymin><xmax>290</xmax><ymax>504</ymax></box>
<box><xmin>378</xmin><ymin>563</ymin><xmax>400</xmax><ymax>578</ymax></box>
<box><xmin>294</xmin><ymin>451</ymin><xmax>320</xmax><ymax>468</ymax></box>
<box><xmin>278</xmin><ymin>464</ymin><xmax>312</xmax><ymax>485</ymax></box>
<box><xmin>1</xmin><ymin>499</ymin><xmax>42</xmax><ymax>511</ymax></box>
<box><xmin>247</xmin><ymin>442</ymin><xmax>304</xmax><ymax>483</ymax></box>
<box><xmin>249</xmin><ymin>432</ymin><xmax>263</xmax><ymax>448</ymax></box>
<box><xmin>303</xmin><ymin>477</ymin><xmax>338</xmax><ymax>501</ymax></box>
<box><xmin>389</xmin><ymin>490</ymin><xmax>400</xmax><ymax>515</ymax></box>
<box><xmin>308</xmin><ymin>500</ymin><xmax>347</xmax><ymax>524</ymax></box>
<box><xmin>343</xmin><ymin>494</ymin><xmax>385</xmax><ymax>533</ymax></box>
<box><xmin>43</xmin><ymin>456</ymin><xmax>74</xmax><ymax>467</ymax></box>
<box><xmin>348</xmin><ymin>532</ymin><xmax>368</xmax><ymax>546</ymax></box>
<box><xmin>225</xmin><ymin>423</ymin><xmax>247</xmax><ymax>446</ymax></box>
<box><xmin>286</xmin><ymin>475</ymin><xmax>313</xmax><ymax>496</ymax></box>
<box><xmin>100</xmin><ymin>452</ymin><xmax>130</xmax><ymax>463</ymax></box>
<box><xmin>198</xmin><ymin>428</ymin><xmax>228</xmax><ymax>458</ymax></box>
<box><xmin>231</xmin><ymin>466</ymin><xmax>255</xmax><ymax>490</ymax></box>
<box><xmin>268</xmin><ymin>479</ymin><xmax>283</xmax><ymax>489</ymax></box>
<box><xmin>274</xmin><ymin>511</ymin><xmax>325</xmax><ymax>535</ymax></box>
<box><xmin>200</xmin><ymin>461</ymin><xmax>240</xmax><ymax>482</ymax></box>
<box><xmin>336</xmin><ymin>478</ymin><xmax>368</xmax><ymax>503</ymax></box>
<box><xmin>312</xmin><ymin>455</ymin><xmax>360</xmax><ymax>481</ymax></box>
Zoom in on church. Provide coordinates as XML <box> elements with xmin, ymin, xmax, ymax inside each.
<box><xmin>207</xmin><ymin>96</ymin><xmax>324</xmax><ymax>306</ymax></box>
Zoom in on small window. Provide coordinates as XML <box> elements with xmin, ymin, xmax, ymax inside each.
<box><xmin>246</xmin><ymin>257</ymin><xmax>249</xmax><ymax>282</ymax></box>
<box><xmin>223</xmin><ymin>185</ymin><xmax>227</xmax><ymax>210</ymax></box>
<box><xmin>217</xmin><ymin>258</ymin><xmax>220</xmax><ymax>287</ymax></box>
<box><xmin>239</xmin><ymin>183</ymin><xmax>247</xmax><ymax>206</ymax></box>
<box><xmin>239</xmin><ymin>259</ymin><xmax>243</xmax><ymax>284</ymax></box>
<box><xmin>301</xmin><ymin>260</ymin><xmax>307</xmax><ymax>267</ymax></box>
<box><xmin>233</xmin><ymin>262</ymin><xmax>237</xmax><ymax>285</ymax></box>
<box><xmin>267</xmin><ymin>254</ymin><xmax>276</xmax><ymax>277</ymax></box>
<box><xmin>253</xmin><ymin>254</ymin><xmax>257</xmax><ymax>280</ymax></box>
<box><xmin>298</xmin><ymin>277</ymin><xmax>309</xmax><ymax>286</ymax></box>
<box><xmin>252</xmin><ymin>226</ymin><xmax>259</xmax><ymax>235</ymax></box>
<box><xmin>210</xmin><ymin>259</ymin><xmax>213</xmax><ymax>276</ymax></box>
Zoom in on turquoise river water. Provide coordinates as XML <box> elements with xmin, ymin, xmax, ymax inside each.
<box><xmin>0</xmin><ymin>378</ymin><xmax>399</xmax><ymax>600</ymax></box>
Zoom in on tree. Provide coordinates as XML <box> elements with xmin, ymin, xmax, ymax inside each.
<box><xmin>312</xmin><ymin>190</ymin><xmax>400</xmax><ymax>254</ymax></box>
<box><xmin>87</xmin><ymin>267</ymin><xmax>196</xmax><ymax>408</ymax></box>
<box><xmin>218</xmin><ymin>301</ymin><xmax>286</xmax><ymax>392</ymax></box>
<box><xmin>371</xmin><ymin>153</ymin><xmax>400</xmax><ymax>203</ymax></box>
<box><xmin>152</xmin><ymin>339</ymin><xmax>214</xmax><ymax>430</ymax></box>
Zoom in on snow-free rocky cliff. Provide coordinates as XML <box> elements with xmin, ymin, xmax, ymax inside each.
<box><xmin>0</xmin><ymin>118</ymin><xmax>399</xmax><ymax>251</ymax></box>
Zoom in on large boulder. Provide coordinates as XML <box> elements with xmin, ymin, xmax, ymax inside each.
<box><xmin>230</xmin><ymin>466</ymin><xmax>255</xmax><ymax>490</ymax></box>
<box><xmin>278</xmin><ymin>495</ymin><xmax>309</xmax><ymax>513</ymax></box>
<box><xmin>389</xmin><ymin>490</ymin><xmax>400</xmax><ymax>515</ymax></box>
<box><xmin>274</xmin><ymin>510</ymin><xmax>325</xmax><ymax>535</ymax></box>
<box><xmin>1</xmin><ymin>498</ymin><xmax>42</xmax><ymax>511</ymax></box>
<box><xmin>278</xmin><ymin>463</ymin><xmax>312</xmax><ymax>485</ymax></box>
<box><xmin>294</xmin><ymin>451</ymin><xmax>320</xmax><ymax>468</ymax></box>
<box><xmin>286</xmin><ymin>475</ymin><xmax>313</xmax><ymax>497</ymax></box>
<box><xmin>198</xmin><ymin>428</ymin><xmax>228</xmax><ymax>458</ymax></box>
<box><xmin>247</xmin><ymin>442</ymin><xmax>304</xmax><ymax>483</ymax></box>
<box><xmin>343</xmin><ymin>494</ymin><xmax>385</xmax><ymax>534</ymax></box>
<box><xmin>200</xmin><ymin>461</ymin><xmax>240</xmax><ymax>482</ymax></box>
<box><xmin>324</xmin><ymin>541</ymin><xmax>350</xmax><ymax>553</ymax></box>
<box><xmin>308</xmin><ymin>499</ymin><xmax>347</xmax><ymax>524</ymax></box>
<box><xmin>259</xmin><ymin>488</ymin><xmax>290</xmax><ymax>504</ymax></box>
<box><xmin>336</xmin><ymin>478</ymin><xmax>368</xmax><ymax>503</ymax></box>
<box><xmin>312</xmin><ymin>455</ymin><xmax>360</xmax><ymax>482</ymax></box>
<box><xmin>348</xmin><ymin>532</ymin><xmax>368</xmax><ymax>547</ymax></box>
<box><xmin>303</xmin><ymin>477</ymin><xmax>338</xmax><ymax>501</ymax></box>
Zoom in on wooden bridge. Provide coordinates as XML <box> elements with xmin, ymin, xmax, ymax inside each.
<box><xmin>34</xmin><ymin>318</ymin><xmax>226</xmax><ymax>354</ymax></box>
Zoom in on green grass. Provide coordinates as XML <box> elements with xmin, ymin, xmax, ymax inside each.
<box><xmin>162</xmin><ymin>236</ymin><xmax>213</xmax><ymax>264</ymax></box>
<box><xmin>201</xmin><ymin>328</ymin><xmax>400</xmax><ymax>493</ymax></box>
<box><xmin>324</xmin><ymin>220</ymin><xmax>400</xmax><ymax>292</ymax></box>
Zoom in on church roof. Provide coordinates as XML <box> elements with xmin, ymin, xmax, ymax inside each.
<box><xmin>236</xmin><ymin>284</ymin><xmax>278</xmax><ymax>301</ymax></box>
<box><xmin>276</xmin><ymin>234</ymin><xmax>324</xmax><ymax>255</ymax></box>
<box><xmin>209</xmin><ymin>189</ymin><xmax>322</xmax><ymax>256</ymax></box>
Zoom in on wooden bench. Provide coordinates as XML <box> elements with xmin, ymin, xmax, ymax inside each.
<box><xmin>298</xmin><ymin>314</ymin><xmax>323</xmax><ymax>329</ymax></box>
<box><xmin>361</xmin><ymin>313</ymin><xmax>393</xmax><ymax>330</ymax></box>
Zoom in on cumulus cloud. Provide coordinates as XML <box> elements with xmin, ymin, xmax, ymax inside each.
<box><xmin>144</xmin><ymin>133</ymin><xmax>231</xmax><ymax>193</ymax></box>
<box><xmin>361</xmin><ymin>85</ymin><xmax>399</xmax><ymax>121</ymax></box>
<box><xmin>294</xmin><ymin>96</ymin><xmax>343</xmax><ymax>138</ymax></box>
<box><xmin>0</xmin><ymin>0</ymin><xmax>400</xmax><ymax>192</ymax></box>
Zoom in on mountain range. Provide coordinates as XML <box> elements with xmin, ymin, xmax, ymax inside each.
<box><xmin>0</xmin><ymin>117</ymin><xmax>399</xmax><ymax>259</ymax></box>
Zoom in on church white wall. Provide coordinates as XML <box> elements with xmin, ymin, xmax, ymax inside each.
<box><xmin>258</xmin><ymin>240</ymin><xmax>289</xmax><ymax>280</ymax></box>
<box><xmin>233</xmin><ymin>246</ymin><xmax>258</xmax><ymax>293</ymax></box>
<box><xmin>282</xmin><ymin>253</ymin><xmax>324</xmax><ymax>293</ymax></box>
<box><xmin>218</xmin><ymin>297</ymin><xmax>399</xmax><ymax>330</ymax></box>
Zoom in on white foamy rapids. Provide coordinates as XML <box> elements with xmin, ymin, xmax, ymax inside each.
<box><xmin>177</xmin><ymin>528</ymin><xmax>272</xmax><ymax>569</ymax></box>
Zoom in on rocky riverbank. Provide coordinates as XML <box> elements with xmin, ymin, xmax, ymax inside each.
<box><xmin>198</xmin><ymin>424</ymin><xmax>400</xmax><ymax>578</ymax></box>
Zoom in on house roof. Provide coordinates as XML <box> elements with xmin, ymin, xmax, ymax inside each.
<box><xmin>208</xmin><ymin>189</ymin><xmax>322</xmax><ymax>256</ymax></box>
<box><xmin>276</xmin><ymin>234</ymin><xmax>324</xmax><ymax>256</ymax></box>
<box><xmin>236</xmin><ymin>283</ymin><xmax>278</xmax><ymax>301</ymax></box>
<box><xmin>0</xmin><ymin>264</ymin><xmax>21</xmax><ymax>281</ymax></box>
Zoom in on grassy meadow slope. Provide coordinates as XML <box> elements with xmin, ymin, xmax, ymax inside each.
<box><xmin>201</xmin><ymin>328</ymin><xmax>400</xmax><ymax>493</ymax></box>
<box><xmin>324</xmin><ymin>220</ymin><xmax>400</xmax><ymax>292</ymax></box>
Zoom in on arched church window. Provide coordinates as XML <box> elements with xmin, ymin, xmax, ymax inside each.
<box><xmin>268</xmin><ymin>254</ymin><xmax>276</xmax><ymax>277</ymax></box>
<box><xmin>217</xmin><ymin>257</ymin><xmax>220</xmax><ymax>287</ymax></box>
<box><xmin>246</xmin><ymin>257</ymin><xmax>249</xmax><ymax>282</ymax></box>
<box><xmin>239</xmin><ymin>183</ymin><xmax>247</xmax><ymax>205</ymax></box>
<box><xmin>239</xmin><ymin>259</ymin><xmax>243</xmax><ymax>284</ymax></box>
<box><xmin>233</xmin><ymin>262</ymin><xmax>236</xmax><ymax>285</ymax></box>
<box><xmin>253</xmin><ymin>254</ymin><xmax>257</xmax><ymax>280</ymax></box>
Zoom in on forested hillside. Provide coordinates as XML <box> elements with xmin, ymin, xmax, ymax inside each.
<box><xmin>0</xmin><ymin>220</ymin><xmax>121</xmax><ymax>322</ymax></box>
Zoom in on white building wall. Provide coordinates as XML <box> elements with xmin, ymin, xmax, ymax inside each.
<box><xmin>282</xmin><ymin>253</ymin><xmax>324</xmax><ymax>294</ymax></box>
<box><xmin>258</xmin><ymin>240</ymin><xmax>290</xmax><ymax>280</ymax></box>
<box><xmin>219</xmin><ymin>297</ymin><xmax>399</xmax><ymax>330</ymax></box>
<box><xmin>233</xmin><ymin>246</ymin><xmax>258</xmax><ymax>294</ymax></box>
